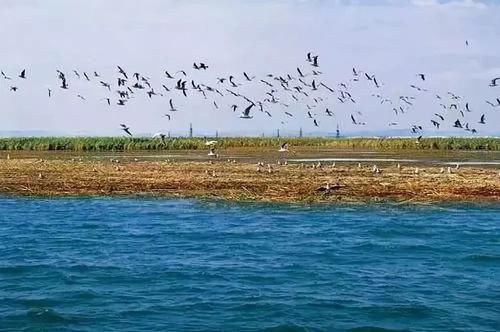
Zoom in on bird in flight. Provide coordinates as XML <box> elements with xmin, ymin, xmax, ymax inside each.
<box><xmin>479</xmin><ymin>114</ymin><xmax>486</xmax><ymax>124</ymax></box>
<box><xmin>169</xmin><ymin>99</ymin><xmax>178</xmax><ymax>112</ymax></box>
<box><xmin>417</xmin><ymin>73</ymin><xmax>425</xmax><ymax>81</ymax></box>
<box><xmin>240</xmin><ymin>103</ymin><xmax>254</xmax><ymax>119</ymax></box>
<box><xmin>490</xmin><ymin>78</ymin><xmax>500</xmax><ymax>87</ymax></box>
<box><xmin>279</xmin><ymin>142</ymin><xmax>288</xmax><ymax>152</ymax></box>
<box><xmin>120</xmin><ymin>124</ymin><xmax>132</xmax><ymax>137</ymax></box>
<box><xmin>19</xmin><ymin>69</ymin><xmax>26</xmax><ymax>79</ymax></box>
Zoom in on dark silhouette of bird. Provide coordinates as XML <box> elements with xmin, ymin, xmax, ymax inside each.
<box><xmin>431</xmin><ymin>120</ymin><xmax>440</xmax><ymax>129</ymax></box>
<box><xmin>1</xmin><ymin>71</ymin><xmax>11</xmax><ymax>80</ymax></box>
<box><xmin>164</xmin><ymin>71</ymin><xmax>174</xmax><ymax>79</ymax></box>
<box><xmin>489</xmin><ymin>77</ymin><xmax>500</xmax><ymax>87</ymax></box>
<box><xmin>117</xmin><ymin>66</ymin><xmax>128</xmax><ymax>79</ymax></box>
<box><xmin>417</xmin><ymin>73</ymin><xmax>425</xmax><ymax>81</ymax></box>
<box><xmin>297</xmin><ymin>67</ymin><xmax>305</xmax><ymax>78</ymax></box>
<box><xmin>19</xmin><ymin>69</ymin><xmax>26</xmax><ymax>79</ymax></box>
<box><xmin>100</xmin><ymin>81</ymin><xmax>111</xmax><ymax>91</ymax></box>
<box><xmin>10</xmin><ymin>86</ymin><xmax>18</xmax><ymax>92</ymax></box>
<box><xmin>311</xmin><ymin>55</ymin><xmax>319</xmax><ymax>67</ymax></box>
<box><xmin>240</xmin><ymin>103</ymin><xmax>254</xmax><ymax>119</ymax></box>
<box><xmin>453</xmin><ymin>119</ymin><xmax>463</xmax><ymax>128</ymax></box>
<box><xmin>169</xmin><ymin>99</ymin><xmax>178</xmax><ymax>112</ymax></box>
<box><xmin>48</xmin><ymin>88</ymin><xmax>52</xmax><ymax>98</ymax></box>
<box><xmin>479</xmin><ymin>114</ymin><xmax>486</xmax><ymax>124</ymax></box>
<box><xmin>243</xmin><ymin>72</ymin><xmax>254</xmax><ymax>81</ymax></box>
<box><xmin>434</xmin><ymin>113</ymin><xmax>445</xmax><ymax>121</ymax></box>
<box><xmin>120</xmin><ymin>124</ymin><xmax>132</xmax><ymax>136</ymax></box>
<box><xmin>313</xmin><ymin>119</ymin><xmax>319</xmax><ymax>127</ymax></box>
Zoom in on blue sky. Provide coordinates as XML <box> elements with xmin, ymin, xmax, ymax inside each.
<box><xmin>0</xmin><ymin>0</ymin><xmax>499</xmax><ymax>136</ymax></box>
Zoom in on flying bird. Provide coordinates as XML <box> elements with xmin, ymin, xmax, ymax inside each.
<box><xmin>479</xmin><ymin>114</ymin><xmax>486</xmax><ymax>124</ymax></box>
<box><xmin>120</xmin><ymin>124</ymin><xmax>132</xmax><ymax>137</ymax></box>
<box><xmin>240</xmin><ymin>103</ymin><xmax>254</xmax><ymax>119</ymax></box>
<box><xmin>19</xmin><ymin>69</ymin><xmax>26</xmax><ymax>79</ymax></box>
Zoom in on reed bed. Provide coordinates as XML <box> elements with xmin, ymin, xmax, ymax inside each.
<box><xmin>0</xmin><ymin>157</ymin><xmax>498</xmax><ymax>202</ymax></box>
<box><xmin>0</xmin><ymin>136</ymin><xmax>499</xmax><ymax>151</ymax></box>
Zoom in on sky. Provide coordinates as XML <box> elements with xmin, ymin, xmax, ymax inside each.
<box><xmin>0</xmin><ymin>0</ymin><xmax>499</xmax><ymax>137</ymax></box>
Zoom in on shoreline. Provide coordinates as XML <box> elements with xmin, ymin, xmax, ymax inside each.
<box><xmin>1</xmin><ymin>153</ymin><xmax>499</xmax><ymax>203</ymax></box>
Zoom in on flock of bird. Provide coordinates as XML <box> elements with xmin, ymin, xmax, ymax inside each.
<box><xmin>1</xmin><ymin>44</ymin><xmax>499</xmax><ymax>140</ymax></box>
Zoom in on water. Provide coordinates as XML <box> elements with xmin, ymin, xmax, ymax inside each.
<box><xmin>1</xmin><ymin>197</ymin><xmax>499</xmax><ymax>331</ymax></box>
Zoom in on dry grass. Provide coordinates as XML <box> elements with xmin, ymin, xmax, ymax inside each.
<box><xmin>0</xmin><ymin>155</ymin><xmax>499</xmax><ymax>203</ymax></box>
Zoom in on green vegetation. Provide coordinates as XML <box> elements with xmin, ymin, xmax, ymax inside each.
<box><xmin>0</xmin><ymin>136</ymin><xmax>499</xmax><ymax>151</ymax></box>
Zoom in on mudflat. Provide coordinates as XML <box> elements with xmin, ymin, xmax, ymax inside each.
<box><xmin>0</xmin><ymin>149</ymin><xmax>499</xmax><ymax>202</ymax></box>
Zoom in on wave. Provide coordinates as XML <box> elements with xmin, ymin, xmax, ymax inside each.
<box><xmin>462</xmin><ymin>254</ymin><xmax>500</xmax><ymax>263</ymax></box>
<box><xmin>348</xmin><ymin>327</ymin><xmax>412</xmax><ymax>332</ymax></box>
<box><xmin>259</xmin><ymin>324</ymin><xmax>323</xmax><ymax>332</ymax></box>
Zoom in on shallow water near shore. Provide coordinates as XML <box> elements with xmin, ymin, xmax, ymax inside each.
<box><xmin>1</xmin><ymin>197</ymin><xmax>499</xmax><ymax>331</ymax></box>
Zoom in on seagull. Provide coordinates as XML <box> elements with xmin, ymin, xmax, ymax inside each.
<box><xmin>431</xmin><ymin>120</ymin><xmax>440</xmax><ymax>129</ymax></box>
<box><xmin>465</xmin><ymin>102</ymin><xmax>472</xmax><ymax>112</ymax></box>
<box><xmin>297</xmin><ymin>67</ymin><xmax>305</xmax><ymax>78</ymax></box>
<box><xmin>311</xmin><ymin>55</ymin><xmax>319</xmax><ymax>67</ymax></box>
<box><xmin>10</xmin><ymin>86</ymin><xmax>18</xmax><ymax>92</ymax></box>
<box><xmin>453</xmin><ymin>119</ymin><xmax>463</xmax><ymax>128</ymax></box>
<box><xmin>165</xmin><ymin>71</ymin><xmax>174</xmax><ymax>79</ymax></box>
<box><xmin>169</xmin><ymin>99</ymin><xmax>178</xmax><ymax>112</ymax></box>
<box><xmin>243</xmin><ymin>72</ymin><xmax>254</xmax><ymax>81</ymax></box>
<box><xmin>417</xmin><ymin>73</ymin><xmax>425</xmax><ymax>81</ymax></box>
<box><xmin>100</xmin><ymin>81</ymin><xmax>111</xmax><ymax>91</ymax></box>
<box><xmin>48</xmin><ymin>88</ymin><xmax>52</xmax><ymax>98</ymax></box>
<box><xmin>489</xmin><ymin>78</ymin><xmax>500</xmax><ymax>87</ymax></box>
<box><xmin>120</xmin><ymin>124</ymin><xmax>132</xmax><ymax>137</ymax></box>
<box><xmin>117</xmin><ymin>65</ymin><xmax>128</xmax><ymax>79</ymax></box>
<box><xmin>19</xmin><ymin>69</ymin><xmax>26</xmax><ymax>79</ymax></box>
<box><xmin>479</xmin><ymin>114</ymin><xmax>486</xmax><ymax>124</ymax></box>
<box><xmin>240</xmin><ymin>103</ymin><xmax>254</xmax><ymax>119</ymax></box>
<box><xmin>1</xmin><ymin>71</ymin><xmax>11</xmax><ymax>80</ymax></box>
<box><xmin>279</xmin><ymin>142</ymin><xmax>289</xmax><ymax>152</ymax></box>
<box><xmin>434</xmin><ymin>113</ymin><xmax>445</xmax><ymax>121</ymax></box>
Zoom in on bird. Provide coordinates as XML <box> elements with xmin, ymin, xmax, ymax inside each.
<box><xmin>279</xmin><ymin>142</ymin><xmax>288</xmax><ymax>152</ymax></box>
<box><xmin>169</xmin><ymin>99</ymin><xmax>178</xmax><ymax>112</ymax></box>
<box><xmin>489</xmin><ymin>78</ymin><xmax>500</xmax><ymax>87</ymax></box>
<box><xmin>1</xmin><ymin>70</ymin><xmax>11</xmax><ymax>80</ymax></box>
<box><xmin>311</xmin><ymin>55</ymin><xmax>319</xmax><ymax>67</ymax></box>
<box><xmin>453</xmin><ymin>119</ymin><xmax>463</xmax><ymax>128</ymax></box>
<box><xmin>100</xmin><ymin>81</ymin><xmax>111</xmax><ymax>91</ymax></box>
<box><xmin>10</xmin><ymin>86</ymin><xmax>18</xmax><ymax>92</ymax></box>
<box><xmin>120</xmin><ymin>124</ymin><xmax>132</xmax><ymax>137</ymax></box>
<box><xmin>243</xmin><ymin>72</ymin><xmax>254</xmax><ymax>81</ymax></box>
<box><xmin>417</xmin><ymin>73</ymin><xmax>425</xmax><ymax>81</ymax></box>
<box><xmin>431</xmin><ymin>120</ymin><xmax>440</xmax><ymax>129</ymax></box>
<box><xmin>479</xmin><ymin>114</ymin><xmax>486</xmax><ymax>124</ymax></box>
<box><xmin>19</xmin><ymin>69</ymin><xmax>26</xmax><ymax>79</ymax></box>
<box><xmin>117</xmin><ymin>65</ymin><xmax>128</xmax><ymax>79</ymax></box>
<box><xmin>47</xmin><ymin>88</ymin><xmax>52</xmax><ymax>98</ymax></box>
<box><xmin>240</xmin><ymin>103</ymin><xmax>254</xmax><ymax>119</ymax></box>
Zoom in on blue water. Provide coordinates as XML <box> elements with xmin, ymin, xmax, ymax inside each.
<box><xmin>0</xmin><ymin>197</ymin><xmax>499</xmax><ymax>332</ymax></box>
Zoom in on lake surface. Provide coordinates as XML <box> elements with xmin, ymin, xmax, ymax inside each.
<box><xmin>1</xmin><ymin>197</ymin><xmax>499</xmax><ymax>331</ymax></box>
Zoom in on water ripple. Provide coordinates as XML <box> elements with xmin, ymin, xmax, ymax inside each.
<box><xmin>0</xmin><ymin>197</ymin><xmax>499</xmax><ymax>331</ymax></box>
